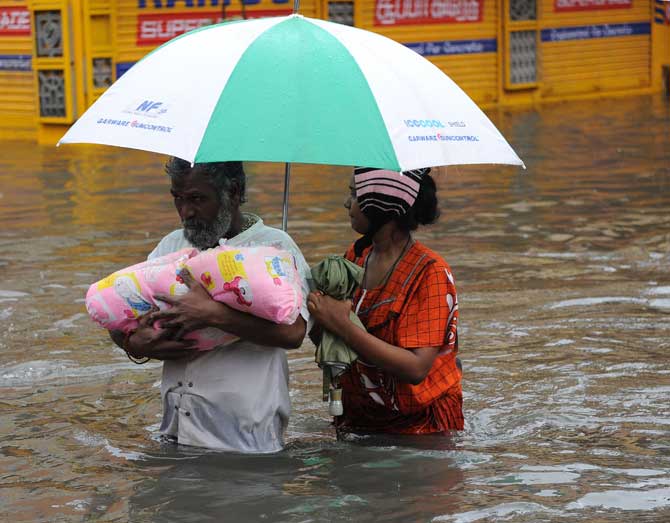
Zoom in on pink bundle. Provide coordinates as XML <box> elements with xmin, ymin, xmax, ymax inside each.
<box><xmin>85</xmin><ymin>245</ymin><xmax>303</xmax><ymax>350</ymax></box>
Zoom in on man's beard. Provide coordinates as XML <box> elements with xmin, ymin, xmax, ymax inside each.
<box><xmin>183</xmin><ymin>199</ymin><xmax>233</xmax><ymax>250</ymax></box>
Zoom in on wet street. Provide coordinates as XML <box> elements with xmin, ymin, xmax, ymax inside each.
<box><xmin>1</xmin><ymin>94</ymin><xmax>669</xmax><ymax>522</ymax></box>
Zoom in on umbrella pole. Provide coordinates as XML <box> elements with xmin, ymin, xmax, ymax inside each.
<box><xmin>281</xmin><ymin>1</ymin><xmax>300</xmax><ymax>232</ymax></box>
<box><xmin>281</xmin><ymin>162</ymin><xmax>291</xmax><ymax>231</ymax></box>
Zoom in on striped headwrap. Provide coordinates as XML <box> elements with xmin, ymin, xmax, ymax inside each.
<box><xmin>352</xmin><ymin>166</ymin><xmax>431</xmax><ymax>255</ymax></box>
<box><xmin>354</xmin><ymin>167</ymin><xmax>430</xmax><ymax>218</ymax></box>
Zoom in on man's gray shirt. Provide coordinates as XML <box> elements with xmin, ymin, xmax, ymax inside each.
<box><xmin>148</xmin><ymin>215</ymin><xmax>310</xmax><ymax>453</ymax></box>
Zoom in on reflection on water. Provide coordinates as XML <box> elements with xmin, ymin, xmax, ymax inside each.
<box><xmin>1</xmin><ymin>95</ymin><xmax>669</xmax><ymax>522</ymax></box>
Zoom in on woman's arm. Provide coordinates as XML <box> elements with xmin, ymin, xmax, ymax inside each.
<box><xmin>307</xmin><ymin>292</ymin><xmax>439</xmax><ymax>384</ymax></box>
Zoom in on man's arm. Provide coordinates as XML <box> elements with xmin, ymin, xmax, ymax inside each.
<box><xmin>196</xmin><ymin>306</ymin><xmax>306</xmax><ymax>349</ymax></box>
<box><xmin>150</xmin><ymin>269</ymin><xmax>306</xmax><ymax>350</ymax></box>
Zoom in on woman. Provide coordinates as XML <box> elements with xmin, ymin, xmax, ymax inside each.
<box><xmin>307</xmin><ymin>167</ymin><xmax>463</xmax><ymax>434</ymax></box>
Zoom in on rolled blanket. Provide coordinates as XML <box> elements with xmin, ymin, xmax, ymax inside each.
<box><xmin>310</xmin><ymin>255</ymin><xmax>365</xmax><ymax>401</ymax></box>
<box><xmin>86</xmin><ymin>245</ymin><xmax>303</xmax><ymax>350</ymax></box>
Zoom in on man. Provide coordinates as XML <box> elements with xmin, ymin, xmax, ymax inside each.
<box><xmin>110</xmin><ymin>158</ymin><xmax>310</xmax><ymax>453</ymax></box>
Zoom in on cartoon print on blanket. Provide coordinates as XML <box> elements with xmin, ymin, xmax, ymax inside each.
<box><xmin>86</xmin><ymin>246</ymin><xmax>303</xmax><ymax>350</ymax></box>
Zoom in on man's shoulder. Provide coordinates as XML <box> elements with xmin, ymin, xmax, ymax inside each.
<box><xmin>161</xmin><ymin>228</ymin><xmax>187</xmax><ymax>243</ymax></box>
<box><xmin>148</xmin><ymin>229</ymin><xmax>190</xmax><ymax>260</ymax></box>
<box><xmin>248</xmin><ymin>221</ymin><xmax>301</xmax><ymax>250</ymax></box>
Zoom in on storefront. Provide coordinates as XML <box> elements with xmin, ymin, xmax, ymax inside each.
<box><xmin>0</xmin><ymin>2</ymin><xmax>35</xmax><ymax>139</ymax></box>
<box><xmin>0</xmin><ymin>0</ymin><xmax>668</xmax><ymax>142</ymax></box>
<box><xmin>349</xmin><ymin>0</ymin><xmax>663</xmax><ymax>104</ymax></box>
<box><xmin>352</xmin><ymin>0</ymin><xmax>500</xmax><ymax>105</ymax></box>
<box><xmin>539</xmin><ymin>0</ymin><xmax>653</xmax><ymax>101</ymax></box>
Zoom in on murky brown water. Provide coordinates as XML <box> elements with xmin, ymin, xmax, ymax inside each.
<box><xmin>1</xmin><ymin>95</ymin><xmax>669</xmax><ymax>522</ymax></box>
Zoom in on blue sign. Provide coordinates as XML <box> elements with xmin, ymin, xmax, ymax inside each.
<box><xmin>139</xmin><ymin>1</ymin><xmax>229</xmax><ymax>7</ymax></box>
<box><xmin>405</xmin><ymin>38</ymin><xmax>497</xmax><ymax>57</ymax></box>
<box><xmin>0</xmin><ymin>55</ymin><xmax>31</xmax><ymax>71</ymax></box>
<box><xmin>541</xmin><ymin>22</ymin><xmax>651</xmax><ymax>42</ymax></box>
<box><xmin>116</xmin><ymin>62</ymin><xmax>135</xmax><ymax>78</ymax></box>
<box><xmin>138</xmin><ymin>0</ymin><xmax>286</xmax><ymax>6</ymax></box>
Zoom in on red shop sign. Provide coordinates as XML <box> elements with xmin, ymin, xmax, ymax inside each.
<box><xmin>554</xmin><ymin>0</ymin><xmax>632</xmax><ymax>12</ymax></box>
<box><xmin>137</xmin><ymin>10</ymin><xmax>291</xmax><ymax>46</ymax></box>
<box><xmin>374</xmin><ymin>0</ymin><xmax>483</xmax><ymax>26</ymax></box>
<box><xmin>0</xmin><ymin>7</ymin><xmax>31</xmax><ymax>36</ymax></box>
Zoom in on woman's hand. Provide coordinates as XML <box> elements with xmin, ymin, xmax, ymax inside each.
<box><xmin>307</xmin><ymin>291</ymin><xmax>353</xmax><ymax>334</ymax></box>
<box><xmin>151</xmin><ymin>268</ymin><xmax>231</xmax><ymax>339</ymax></box>
<box><xmin>307</xmin><ymin>294</ymin><xmax>440</xmax><ymax>385</ymax></box>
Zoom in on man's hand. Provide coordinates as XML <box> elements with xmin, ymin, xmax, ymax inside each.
<box><xmin>151</xmin><ymin>269</ymin><xmax>230</xmax><ymax>339</ymax></box>
<box><xmin>110</xmin><ymin>306</ymin><xmax>196</xmax><ymax>361</ymax></box>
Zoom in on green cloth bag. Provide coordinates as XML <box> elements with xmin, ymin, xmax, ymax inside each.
<box><xmin>310</xmin><ymin>255</ymin><xmax>366</xmax><ymax>401</ymax></box>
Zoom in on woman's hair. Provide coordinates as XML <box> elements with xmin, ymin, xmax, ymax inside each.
<box><xmin>165</xmin><ymin>156</ymin><xmax>247</xmax><ymax>204</ymax></box>
<box><xmin>395</xmin><ymin>172</ymin><xmax>440</xmax><ymax>231</ymax></box>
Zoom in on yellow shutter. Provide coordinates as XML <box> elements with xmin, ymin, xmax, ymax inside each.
<box><xmin>540</xmin><ymin>0</ymin><xmax>652</xmax><ymax>98</ymax></box>
<box><xmin>351</xmin><ymin>0</ymin><xmax>500</xmax><ymax>106</ymax></box>
<box><xmin>0</xmin><ymin>0</ymin><xmax>37</xmax><ymax>139</ymax></box>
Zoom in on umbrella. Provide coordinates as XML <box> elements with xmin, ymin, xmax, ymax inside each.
<box><xmin>58</xmin><ymin>13</ymin><xmax>524</xmax><ymax>229</ymax></box>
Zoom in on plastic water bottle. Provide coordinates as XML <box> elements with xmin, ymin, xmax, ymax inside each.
<box><xmin>329</xmin><ymin>388</ymin><xmax>343</xmax><ymax>416</ymax></box>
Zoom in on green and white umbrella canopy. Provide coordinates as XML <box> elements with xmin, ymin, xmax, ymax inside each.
<box><xmin>59</xmin><ymin>14</ymin><xmax>523</xmax><ymax>171</ymax></box>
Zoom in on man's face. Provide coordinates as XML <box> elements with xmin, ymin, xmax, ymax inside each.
<box><xmin>171</xmin><ymin>170</ymin><xmax>235</xmax><ymax>250</ymax></box>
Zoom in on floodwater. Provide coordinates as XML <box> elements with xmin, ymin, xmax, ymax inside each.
<box><xmin>1</xmin><ymin>94</ymin><xmax>669</xmax><ymax>522</ymax></box>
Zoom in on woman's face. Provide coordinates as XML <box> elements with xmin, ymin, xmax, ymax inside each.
<box><xmin>344</xmin><ymin>174</ymin><xmax>370</xmax><ymax>235</ymax></box>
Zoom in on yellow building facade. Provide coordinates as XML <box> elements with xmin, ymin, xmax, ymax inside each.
<box><xmin>1</xmin><ymin>0</ymin><xmax>669</xmax><ymax>142</ymax></box>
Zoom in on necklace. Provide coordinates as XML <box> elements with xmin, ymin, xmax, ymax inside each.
<box><xmin>361</xmin><ymin>235</ymin><xmax>413</xmax><ymax>291</ymax></box>
<box><xmin>355</xmin><ymin>236</ymin><xmax>413</xmax><ymax>317</ymax></box>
